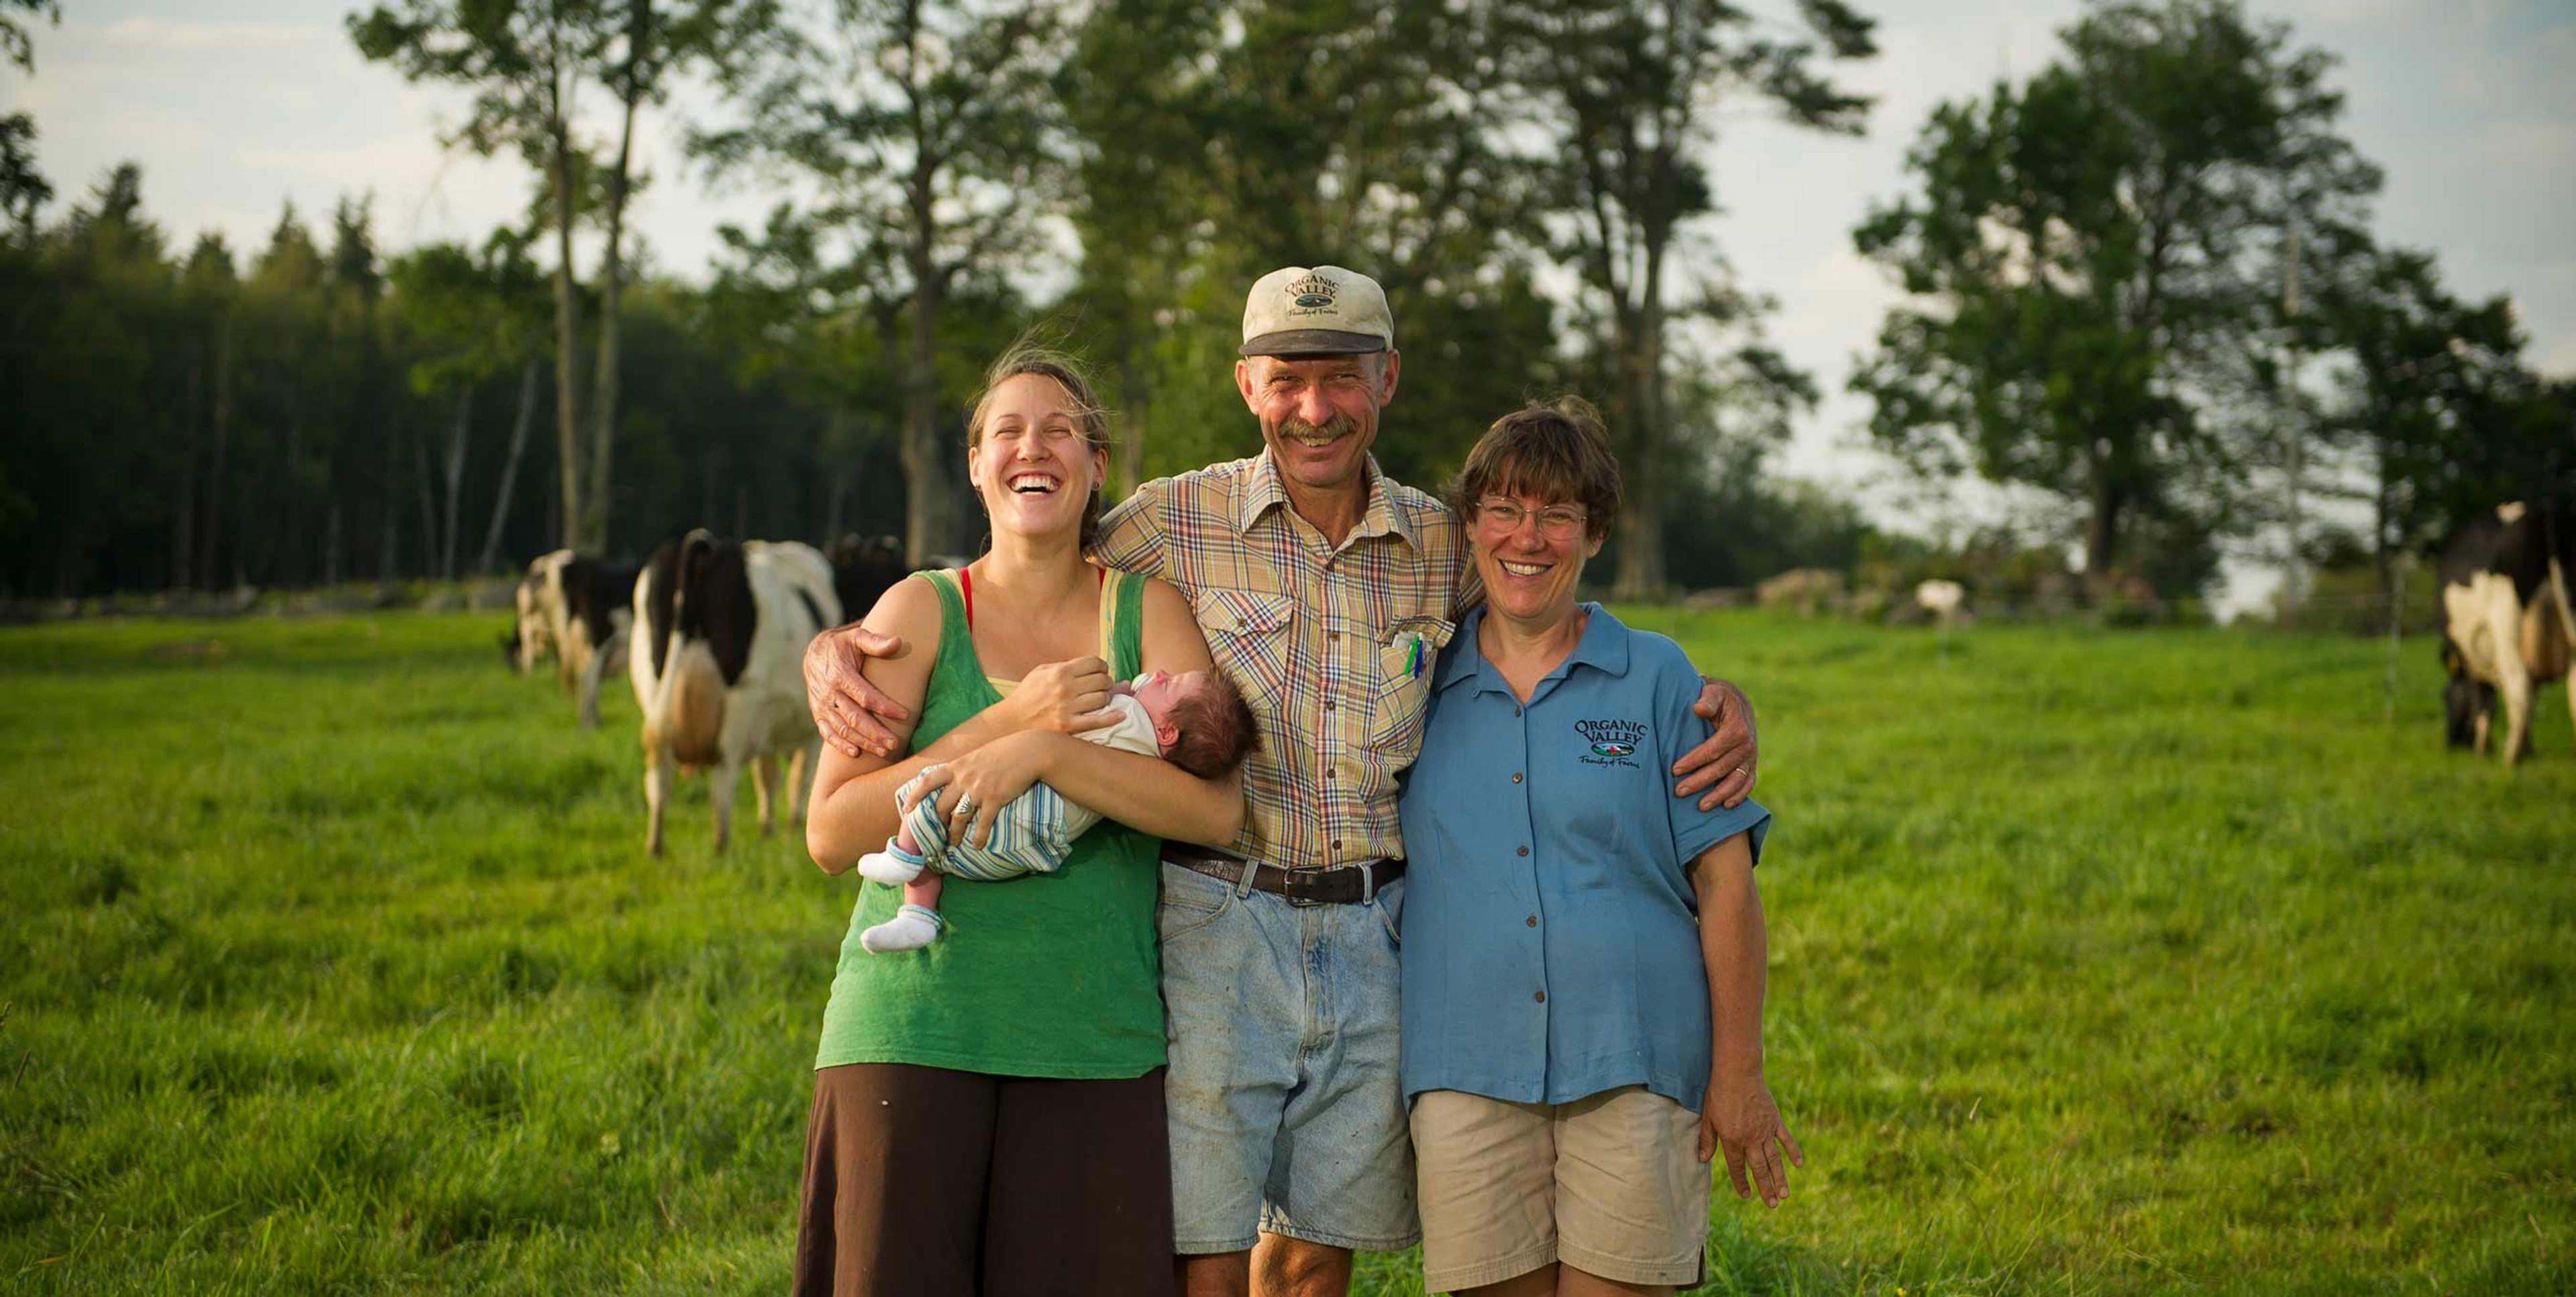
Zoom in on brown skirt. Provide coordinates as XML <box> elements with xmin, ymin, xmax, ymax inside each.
<box><xmin>792</xmin><ymin>1062</ymin><xmax>1178</xmax><ymax>1297</ymax></box>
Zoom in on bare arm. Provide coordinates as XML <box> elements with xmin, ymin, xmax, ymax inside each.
<box><xmin>1054</xmin><ymin>576</ymin><xmax>1242</xmax><ymax>844</ymax></box>
<box><xmin>932</xmin><ymin>732</ymin><xmax>1243</xmax><ymax>848</ymax></box>
<box><xmin>804</xmin><ymin>579</ymin><xmax>944</xmax><ymax>873</ymax></box>
<box><xmin>906</xmin><ymin>577</ymin><xmax>1246</xmax><ymax>850</ymax></box>
<box><xmin>910</xmin><ymin>655</ymin><xmax>1122</xmax><ymax>762</ymax></box>
<box><xmin>1690</xmin><ymin>831</ymin><xmax>1802</xmax><ymax>1205</ymax></box>
<box><xmin>804</xmin><ymin>622</ymin><xmax>914</xmax><ymax>759</ymax></box>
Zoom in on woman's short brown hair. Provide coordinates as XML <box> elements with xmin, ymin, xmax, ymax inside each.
<box><xmin>1448</xmin><ymin>396</ymin><xmax>1621</xmax><ymax>541</ymax></box>
<box><xmin>965</xmin><ymin>344</ymin><xmax>1115</xmax><ymax>551</ymax></box>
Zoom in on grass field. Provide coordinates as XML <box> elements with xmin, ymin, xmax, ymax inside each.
<box><xmin>2</xmin><ymin>608</ymin><xmax>2571</xmax><ymax>1294</ymax></box>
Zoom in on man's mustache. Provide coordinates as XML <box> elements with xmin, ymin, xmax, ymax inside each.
<box><xmin>1279</xmin><ymin>414</ymin><xmax>1357</xmax><ymax>441</ymax></box>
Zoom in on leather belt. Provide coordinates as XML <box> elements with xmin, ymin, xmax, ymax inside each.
<box><xmin>1162</xmin><ymin>845</ymin><xmax>1404</xmax><ymax>906</ymax></box>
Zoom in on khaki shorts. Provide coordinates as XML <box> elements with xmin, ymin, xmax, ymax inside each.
<box><xmin>1410</xmin><ymin>1086</ymin><xmax>1709</xmax><ymax>1292</ymax></box>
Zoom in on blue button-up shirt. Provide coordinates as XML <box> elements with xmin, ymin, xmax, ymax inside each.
<box><xmin>1397</xmin><ymin>604</ymin><xmax>1770</xmax><ymax>1112</ymax></box>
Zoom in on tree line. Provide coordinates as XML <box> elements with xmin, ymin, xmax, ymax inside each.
<box><xmin>1</xmin><ymin>0</ymin><xmax>2563</xmax><ymax>609</ymax></box>
<box><xmin>1854</xmin><ymin>0</ymin><xmax>2571</xmax><ymax>612</ymax></box>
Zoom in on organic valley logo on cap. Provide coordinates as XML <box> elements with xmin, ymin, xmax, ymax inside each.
<box><xmin>1288</xmin><ymin>272</ymin><xmax>1339</xmax><ymax>313</ymax></box>
<box><xmin>1239</xmin><ymin>264</ymin><xmax>1392</xmax><ymax>357</ymax></box>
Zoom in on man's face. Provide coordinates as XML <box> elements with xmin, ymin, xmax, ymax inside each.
<box><xmin>1235</xmin><ymin>351</ymin><xmax>1401</xmax><ymax>496</ymax></box>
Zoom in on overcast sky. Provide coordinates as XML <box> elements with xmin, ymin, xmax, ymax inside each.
<box><xmin>9</xmin><ymin>1</ymin><xmax>2571</xmax><ymax>606</ymax></box>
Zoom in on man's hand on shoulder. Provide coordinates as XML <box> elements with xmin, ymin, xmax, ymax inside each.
<box><xmin>804</xmin><ymin>623</ymin><xmax>912</xmax><ymax>759</ymax></box>
<box><xmin>1674</xmin><ymin>676</ymin><xmax>1757</xmax><ymax>810</ymax></box>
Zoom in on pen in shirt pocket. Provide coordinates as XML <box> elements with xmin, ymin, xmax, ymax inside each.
<box><xmin>1407</xmin><ymin>634</ymin><xmax>1424</xmax><ymax>677</ymax></box>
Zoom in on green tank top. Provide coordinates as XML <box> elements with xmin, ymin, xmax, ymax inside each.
<box><xmin>812</xmin><ymin>566</ymin><xmax>1166</xmax><ymax>1078</ymax></box>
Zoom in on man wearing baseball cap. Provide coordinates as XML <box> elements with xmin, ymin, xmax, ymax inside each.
<box><xmin>802</xmin><ymin>265</ymin><xmax>1761</xmax><ymax>1297</ymax></box>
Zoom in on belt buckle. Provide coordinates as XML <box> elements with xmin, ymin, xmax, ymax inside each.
<box><xmin>1283</xmin><ymin>868</ymin><xmax>1330</xmax><ymax>907</ymax></box>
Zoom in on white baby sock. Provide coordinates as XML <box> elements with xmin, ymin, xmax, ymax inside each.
<box><xmin>857</xmin><ymin>845</ymin><xmax>926</xmax><ymax>886</ymax></box>
<box><xmin>859</xmin><ymin>904</ymin><xmax>945</xmax><ymax>954</ymax></box>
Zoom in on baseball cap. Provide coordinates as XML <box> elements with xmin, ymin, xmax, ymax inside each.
<box><xmin>1239</xmin><ymin>265</ymin><xmax>1394</xmax><ymax>357</ymax></box>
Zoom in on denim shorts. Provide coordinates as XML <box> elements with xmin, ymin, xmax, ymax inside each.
<box><xmin>1159</xmin><ymin>860</ymin><xmax>1419</xmax><ymax>1255</ymax></box>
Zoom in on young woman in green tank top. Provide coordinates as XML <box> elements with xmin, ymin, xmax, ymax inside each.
<box><xmin>790</xmin><ymin>349</ymin><xmax>1243</xmax><ymax>1296</ymax></box>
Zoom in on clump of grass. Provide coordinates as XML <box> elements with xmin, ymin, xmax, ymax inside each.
<box><xmin>1</xmin><ymin>610</ymin><xmax>2572</xmax><ymax>1292</ymax></box>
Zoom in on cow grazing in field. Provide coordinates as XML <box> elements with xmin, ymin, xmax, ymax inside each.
<box><xmin>506</xmin><ymin>549</ymin><xmax>642</xmax><ymax>728</ymax></box>
<box><xmin>2437</xmin><ymin>501</ymin><xmax>2575</xmax><ymax>763</ymax></box>
<box><xmin>631</xmin><ymin>530</ymin><xmax>841</xmax><ymax>855</ymax></box>
<box><xmin>826</xmin><ymin>533</ymin><xmax>909</xmax><ymax>628</ymax></box>
<box><xmin>504</xmin><ymin>549</ymin><xmax>572</xmax><ymax>673</ymax></box>
<box><xmin>1916</xmin><ymin>579</ymin><xmax>1966</xmax><ymax>624</ymax></box>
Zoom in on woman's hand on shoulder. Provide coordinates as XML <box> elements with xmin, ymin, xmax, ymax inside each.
<box><xmin>1006</xmin><ymin>657</ymin><xmax>1122</xmax><ymax>736</ymax></box>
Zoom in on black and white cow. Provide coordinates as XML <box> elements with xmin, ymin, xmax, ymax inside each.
<box><xmin>504</xmin><ymin>549</ymin><xmax>572</xmax><ymax>673</ymax></box>
<box><xmin>826</xmin><ymin>532</ymin><xmax>910</xmax><ymax>628</ymax></box>
<box><xmin>2438</xmin><ymin>500</ymin><xmax>2575</xmax><ymax>763</ymax></box>
<box><xmin>506</xmin><ymin>549</ymin><xmax>643</xmax><ymax>728</ymax></box>
<box><xmin>631</xmin><ymin>530</ymin><xmax>842</xmax><ymax>855</ymax></box>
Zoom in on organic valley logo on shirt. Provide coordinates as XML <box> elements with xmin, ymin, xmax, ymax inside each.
<box><xmin>1574</xmin><ymin>718</ymin><xmax>1646</xmax><ymax>767</ymax></box>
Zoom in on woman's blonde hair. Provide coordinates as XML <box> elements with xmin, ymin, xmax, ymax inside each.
<box><xmin>964</xmin><ymin>344</ymin><xmax>1115</xmax><ymax>551</ymax></box>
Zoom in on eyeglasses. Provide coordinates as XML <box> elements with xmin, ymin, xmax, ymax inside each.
<box><xmin>1475</xmin><ymin>498</ymin><xmax>1589</xmax><ymax>540</ymax></box>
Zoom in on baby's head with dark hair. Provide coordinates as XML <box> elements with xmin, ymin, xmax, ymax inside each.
<box><xmin>1140</xmin><ymin>669</ymin><xmax>1260</xmax><ymax>780</ymax></box>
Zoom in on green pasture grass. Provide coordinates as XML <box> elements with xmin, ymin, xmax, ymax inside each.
<box><xmin>1</xmin><ymin>609</ymin><xmax>2571</xmax><ymax>1294</ymax></box>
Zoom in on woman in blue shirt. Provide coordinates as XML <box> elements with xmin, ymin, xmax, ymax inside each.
<box><xmin>1398</xmin><ymin>398</ymin><xmax>1800</xmax><ymax>1296</ymax></box>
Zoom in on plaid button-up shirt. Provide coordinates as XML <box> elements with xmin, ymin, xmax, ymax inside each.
<box><xmin>1095</xmin><ymin>452</ymin><xmax>1466</xmax><ymax>870</ymax></box>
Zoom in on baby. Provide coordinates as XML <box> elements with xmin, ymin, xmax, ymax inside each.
<box><xmin>855</xmin><ymin>667</ymin><xmax>1259</xmax><ymax>952</ymax></box>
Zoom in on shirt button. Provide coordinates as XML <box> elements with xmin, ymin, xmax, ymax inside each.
<box><xmin>1510</xmin><ymin>772</ymin><xmax>1522</xmax><ymax>784</ymax></box>
<box><xmin>1513</xmin><ymin>706</ymin><xmax>1522</xmax><ymax>717</ymax></box>
<box><xmin>1330</xmin><ymin>838</ymin><xmax>1342</xmax><ymax>850</ymax></box>
<box><xmin>1533</xmin><ymin>991</ymin><xmax>1546</xmax><ymax>1003</ymax></box>
<box><xmin>1516</xmin><ymin>845</ymin><xmax>1529</xmax><ymax>856</ymax></box>
<box><xmin>1323</xmin><ymin>698</ymin><xmax>1336</xmax><ymax>712</ymax></box>
<box><xmin>1330</xmin><ymin>632</ymin><xmax>1342</xmax><ymax>643</ymax></box>
<box><xmin>1326</xmin><ymin>769</ymin><xmax>1337</xmax><ymax>781</ymax></box>
<box><xmin>1525</xmin><ymin>915</ymin><xmax>1538</xmax><ymax>927</ymax></box>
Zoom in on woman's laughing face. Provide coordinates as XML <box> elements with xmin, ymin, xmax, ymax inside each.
<box><xmin>968</xmin><ymin>373</ymin><xmax>1105</xmax><ymax>542</ymax></box>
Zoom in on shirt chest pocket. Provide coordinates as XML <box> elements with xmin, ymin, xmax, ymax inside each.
<box><xmin>1367</xmin><ymin>616</ymin><xmax>1456</xmax><ymax>764</ymax></box>
<box><xmin>1192</xmin><ymin>589</ymin><xmax>1295</xmax><ymax>712</ymax></box>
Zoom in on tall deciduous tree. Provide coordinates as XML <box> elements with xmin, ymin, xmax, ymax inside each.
<box><xmin>1499</xmin><ymin>0</ymin><xmax>1874</xmax><ymax>598</ymax></box>
<box><xmin>705</xmin><ymin>0</ymin><xmax>1071</xmax><ymax>563</ymax></box>
<box><xmin>352</xmin><ymin>0</ymin><xmax>612</xmax><ymax>551</ymax></box>
<box><xmin>1059</xmin><ymin>0</ymin><xmax>1562</xmax><ymax>494</ymax></box>
<box><xmin>0</xmin><ymin>0</ymin><xmax>55</xmax><ymax>72</ymax></box>
<box><xmin>2315</xmin><ymin>250</ymin><xmax>2502</xmax><ymax>584</ymax></box>
<box><xmin>1852</xmin><ymin>0</ymin><xmax>2377</xmax><ymax>591</ymax></box>
<box><xmin>2</xmin><ymin>1</ymin><xmax>58</xmax><ymax>246</ymax></box>
<box><xmin>172</xmin><ymin>233</ymin><xmax>239</xmax><ymax>589</ymax></box>
<box><xmin>580</xmin><ymin>0</ymin><xmax>742</xmax><ymax>551</ymax></box>
<box><xmin>390</xmin><ymin>234</ymin><xmax>551</xmax><ymax>577</ymax></box>
<box><xmin>706</xmin><ymin>204</ymin><xmax>899</xmax><ymax>540</ymax></box>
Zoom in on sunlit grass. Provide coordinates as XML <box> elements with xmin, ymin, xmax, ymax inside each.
<box><xmin>2</xmin><ymin>609</ymin><xmax>2570</xmax><ymax>1293</ymax></box>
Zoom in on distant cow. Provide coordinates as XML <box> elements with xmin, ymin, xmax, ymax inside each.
<box><xmin>506</xmin><ymin>549</ymin><xmax>642</xmax><ymax>728</ymax></box>
<box><xmin>1916</xmin><ymin>579</ymin><xmax>1966</xmax><ymax>623</ymax></box>
<box><xmin>631</xmin><ymin>530</ymin><xmax>842</xmax><ymax>855</ymax></box>
<box><xmin>826</xmin><ymin>533</ymin><xmax>910</xmax><ymax>626</ymax></box>
<box><xmin>2438</xmin><ymin>501</ymin><xmax>2575</xmax><ymax>763</ymax></box>
<box><xmin>504</xmin><ymin>549</ymin><xmax>572</xmax><ymax>673</ymax></box>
